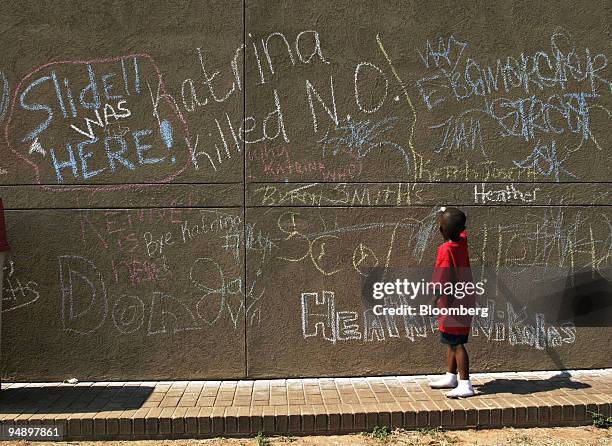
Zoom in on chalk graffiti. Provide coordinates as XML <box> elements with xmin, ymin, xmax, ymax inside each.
<box><xmin>473</xmin><ymin>183</ymin><xmax>539</xmax><ymax>204</ymax></box>
<box><xmin>2</xmin><ymin>259</ymin><xmax>40</xmax><ymax>313</ymax></box>
<box><xmin>5</xmin><ymin>54</ymin><xmax>194</xmax><ymax>188</ymax></box>
<box><xmin>300</xmin><ymin>290</ymin><xmax>576</xmax><ymax>350</ymax></box>
<box><xmin>254</xmin><ymin>182</ymin><xmax>424</xmax><ymax>207</ymax></box>
<box><xmin>112</xmin><ymin>294</ymin><xmax>146</xmax><ymax>334</ymax></box>
<box><xmin>275</xmin><ymin>209</ymin><xmax>439</xmax><ymax>276</ymax></box>
<box><xmin>59</xmin><ymin>255</ymin><xmax>108</xmax><ymax>335</ymax></box>
<box><xmin>318</xmin><ymin>117</ymin><xmax>411</xmax><ymax>173</ymax></box>
<box><xmin>55</xmin><ymin>207</ymin><xmax>275</xmax><ymax>336</ymax></box>
<box><xmin>58</xmin><ymin>254</ymin><xmax>252</xmax><ymax>336</ymax></box>
<box><xmin>481</xmin><ymin>208</ymin><xmax>612</xmax><ymax>274</ymax></box>
<box><xmin>415</xmin><ymin>28</ymin><xmax>611</xmax><ymax>181</ymax></box>
<box><xmin>471</xmin><ymin>299</ymin><xmax>576</xmax><ymax>349</ymax></box>
<box><xmin>0</xmin><ymin>71</ymin><xmax>9</xmax><ymax>125</ymax></box>
<box><xmin>0</xmin><ymin>19</ymin><xmax>609</xmax><ymax>382</ymax></box>
<box><xmin>513</xmin><ymin>139</ymin><xmax>577</xmax><ymax>182</ymax></box>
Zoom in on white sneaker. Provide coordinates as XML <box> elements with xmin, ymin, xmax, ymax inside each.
<box><xmin>429</xmin><ymin>372</ymin><xmax>458</xmax><ymax>389</ymax></box>
<box><xmin>446</xmin><ymin>379</ymin><xmax>475</xmax><ymax>398</ymax></box>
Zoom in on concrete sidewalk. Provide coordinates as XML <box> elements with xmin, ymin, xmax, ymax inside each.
<box><xmin>1</xmin><ymin>369</ymin><xmax>610</xmax><ymax>440</ymax></box>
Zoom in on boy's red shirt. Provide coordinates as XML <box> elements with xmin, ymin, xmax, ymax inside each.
<box><xmin>0</xmin><ymin>199</ymin><xmax>9</xmax><ymax>252</ymax></box>
<box><xmin>432</xmin><ymin>230</ymin><xmax>474</xmax><ymax>335</ymax></box>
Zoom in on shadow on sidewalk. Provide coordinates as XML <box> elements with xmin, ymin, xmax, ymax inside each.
<box><xmin>475</xmin><ymin>373</ymin><xmax>591</xmax><ymax>395</ymax></box>
<box><xmin>0</xmin><ymin>385</ymin><xmax>155</xmax><ymax>413</ymax></box>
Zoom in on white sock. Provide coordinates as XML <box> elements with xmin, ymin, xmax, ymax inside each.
<box><xmin>429</xmin><ymin>372</ymin><xmax>458</xmax><ymax>389</ymax></box>
<box><xmin>458</xmin><ymin>379</ymin><xmax>473</xmax><ymax>390</ymax></box>
<box><xmin>446</xmin><ymin>379</ymin><xmax>475</xmax><ymax>398</ymax></box>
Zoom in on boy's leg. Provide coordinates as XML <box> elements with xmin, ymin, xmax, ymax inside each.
<box><xmin>429</xmin><ymin>344</ymin><xmax>458</xmax><ymax>389</ymax></box>
<box><xmin>446</xmin><ymin>343</ymin><xmax>474</xmax><ymax>398</ymax></box>
<box><xmin>455</xmin><ymin>344</ymin><xmax>469</xmax><ymax>380</ymax></box>
<box><xmin>447</xmin><ymin>345</ymin><xmax>457</xmax><ymax>374</ymax></box>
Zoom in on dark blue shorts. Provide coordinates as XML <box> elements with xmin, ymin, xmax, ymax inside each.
<box><xmin>440</xmin><ymin>331</ymin><xmax>469</xmax><ymax>346</ymax></box>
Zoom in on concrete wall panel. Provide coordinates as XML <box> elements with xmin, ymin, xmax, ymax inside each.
<box><xmin>2</xmin><ymin>208</ymin><xmax>246</xmax><ymax>380</ymax></box>
<box><xmin>0</xmin><ymin>0</ymin><xmax>609</xmax><ymax>380</ymax></box>
<box><xmin>245</xmin><ymin>206</ymin><xmax>611</xmax><ymax>377</ymax></box>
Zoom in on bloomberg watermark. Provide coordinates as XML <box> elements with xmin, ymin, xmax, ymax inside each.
<box><xmin>370</xmin><ymin>277</ymin><xmax>489</xmax><ymax>318</ymax></box>
<box><xmin>361</xmin><ymin>266</ymin><xmax>612</xmax><ymax>329</ymax></box>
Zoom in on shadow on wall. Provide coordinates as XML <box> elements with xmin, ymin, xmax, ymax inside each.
<box><xmin>486</xmin><ymin>267</ymin><xmax>612</xmax><ymax>374</ymax></box>
<box><xmin>475</xmin><ymin>372</ymin><xmax>591</xmax><ymax>395</ymax></box>
<box><xmin>556</xmin><ymin>270</ymin><xmax>612</xmax><ymax>327</ymax></box>
<box><xmin>0</xmin><ymin>385</ymin><xmax>154</xmax><ymax>413</ymax></box>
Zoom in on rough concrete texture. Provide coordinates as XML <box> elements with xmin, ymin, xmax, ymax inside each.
<box><xmin>0</xmin><ymin>0</ymin><xmax>610</xmax><ymax>380</ymax></box>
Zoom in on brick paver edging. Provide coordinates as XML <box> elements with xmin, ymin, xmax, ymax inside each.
<box><xmin>1</xmin><ymin>369</ymin><xmax>610</xmax><ymax>440</ymax></box>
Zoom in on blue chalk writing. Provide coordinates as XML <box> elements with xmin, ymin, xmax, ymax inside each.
<box><xmin>513</xmin><ymin>139</ymin><xmax>577</xmax><ymax>182</ymax></box>
<box><xmin>416</xmin><ymin>73</ymin><xmax>446</xmax><ymax>111</ymax></box>
<box><xmin>318</xmin><ymin>116</ymin><xmax>411</xmax><ymax>173</ymax></box>
<box><xmin>160</xmin><ymin>119</ymin><xmax>175</xmax><ymax>163</ymax></box>
<box><xmin>102</xmin><ymin>73</ymin><xmax>123</xmax><ymax>101</ymax></box>
<box><xmin>50</xmin><ymin>143</ymin><xmax>78</xmax><ymax>183</ymax></box>
<box><xmin>0</xmin><ymin>71</ymin><xmax>9</xmax><ymax>124</ymax></box>
<box><xmin>430</xmin><ymin>115</ymin><xmax>485</xmax><ymax>155</ymax></box>
<box><xmin>416</xmin><ymin>35</ymin><xmax>468</xmax><ymax>71</ymax></box>
<box><xmin>79</xmin><ymin>64</ymin><xmax>101</xmax><ymax>110</ymax></box>
<box><xmin>51</xmin><ymin>71</ymin><xmax>67</xmax><ymax>118</ymax></box>
<box><xmin>160</xmin><ymin>119</ymin><xmax>173</xmax><ymax>149</ymax></box>
<box><xmin>121</xmin><ymin>58</ymin><xmax>130</xmax><ymax>96</ymax></box>
<box><xmin>416</xmin><ymin>30</ymin><xmax>611</xmax><ymax>108</ymax></box>
<box><xmin>50</xmin><ymin>128</ymin><xmax>166</xmax><ymax>183</ymax></box>
<box><xmin>19</xmin><ymin>76</ymin><xmax>53</xmax><ymax>142</ymax></box>
<box><xmin>63</xmin><ymin>78</ymin><xmax>78</xmax><ymax>117</ymax></box>
<box><xmin>133</xmin><ymin>57</ymin><xmax>141</xmax><ymax>94</ymax></box>
<box><xmin>105</xmin><ymin>135</ymin><xmax>135</xmax><ymax>172</ymax></box>
<box><xmin>77</xmin><ymin>138</ymin><xmax>105</xmax><ymax>179</ymax></box>
<box><xmin>134</xmin><ymin>129</ymin><xmax>164</xmax><ymax>165</ymax></box>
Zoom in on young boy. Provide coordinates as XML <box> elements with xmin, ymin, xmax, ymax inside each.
<box><xmin>428</xmin><ymin>207</ymin><xmax>476</xmax><ymax>398</ymax></box>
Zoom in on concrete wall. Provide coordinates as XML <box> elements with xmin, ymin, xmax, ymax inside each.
<box><xmin>0</xmin><ymin>0</ymin><xmax>610</xmax><ymax>380</ymax></box>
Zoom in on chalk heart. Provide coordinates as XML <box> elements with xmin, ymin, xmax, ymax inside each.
<box><xmin>4</xmin><ymin>54</ymin><xmax>193</xmax><ymax>190</ymax></box>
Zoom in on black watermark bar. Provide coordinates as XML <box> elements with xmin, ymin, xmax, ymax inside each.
<box><xmin>361</xmin><ymin>266</ymin><xmax>612</xmax><ymax>327</ymax></box>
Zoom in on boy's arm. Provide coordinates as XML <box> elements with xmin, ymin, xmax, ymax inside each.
<box><xmin>425</xmin><ymin>294</ymin><xmax>440</xmax><ymax>313</ymax></box>
<box><xmin>429</xmin><ymin>245</ymin><xmax>452</xmax><ymax>308</ymax></box>
<box><xmin>428</xmin><ymin>292</ymin><xmax>441</xmax><ymax>305</ymax></box>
